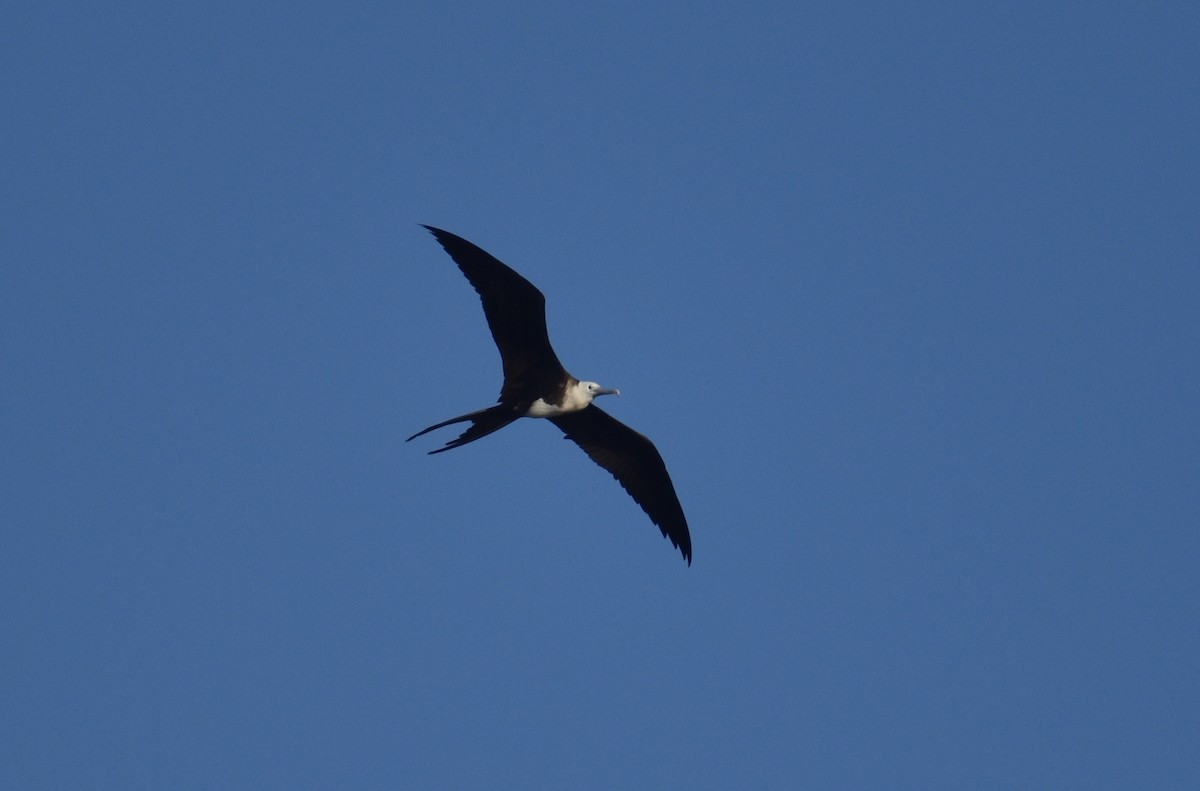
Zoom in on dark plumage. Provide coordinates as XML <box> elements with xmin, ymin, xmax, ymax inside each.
<box><xmin>408</xmin><ymin>225</ymin><xmax>692</xmax><ymax>564</ymax></box>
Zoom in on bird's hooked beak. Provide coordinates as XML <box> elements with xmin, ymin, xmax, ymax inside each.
<box><xmin>597</xmin><ymin>387</ymin><xmax>620</xmax><ymax>397</ymax></box>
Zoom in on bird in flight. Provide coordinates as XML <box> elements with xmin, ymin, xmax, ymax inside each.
<box><xmin>408</xmin><ymin>226</ymin><xmax>692</xmax><ymax>565</ymax></box>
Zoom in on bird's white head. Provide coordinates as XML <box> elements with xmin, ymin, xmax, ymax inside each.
<box><xmin>578</xmin><ymin>380</ymin><xmax>620</xmax><ymax>405</ymax></box>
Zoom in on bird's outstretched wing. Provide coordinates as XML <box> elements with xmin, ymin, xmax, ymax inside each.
<box><xmin>550</xmin><ymin>406</ymin><xmax>692</xmax><ymax>565</ymax></box>
<box><xmin>422</xmin><ymin>226</ymin><xmax>568</xmax><ymax>402</ymax></box>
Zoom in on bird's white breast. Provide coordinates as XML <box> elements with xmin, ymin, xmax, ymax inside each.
<box><xmin>526</xmin><ymin>383</ymin><xmax>592</xmax><ymax>418</ymax></box>
<box><xmin>525</xmin><ymin>398</ymin><xmax>565</xmax><ymax>418</ymax></box>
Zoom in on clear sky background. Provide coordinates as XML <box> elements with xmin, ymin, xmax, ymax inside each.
<box><xmin>3</xmin><ymin>2</ymin><xmax>1197</xmax><ymax>789</ymax></box>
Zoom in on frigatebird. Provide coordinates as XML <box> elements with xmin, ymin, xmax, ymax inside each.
<box><xmin>408</xmin><ymin>226</ymin><xmax>692</xmax><ymax>565</ymax></box>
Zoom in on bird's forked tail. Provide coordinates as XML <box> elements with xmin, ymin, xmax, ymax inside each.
<box><xmin>406</xmin><ymin>405</ymin><xmax>519</xmax><ymax>454</ymax></box>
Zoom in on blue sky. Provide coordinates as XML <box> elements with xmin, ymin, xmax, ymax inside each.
<box><xmin>3</xmin><ymin>2</ymin><xmax>1197</xmax><ymax>788</ymax></box>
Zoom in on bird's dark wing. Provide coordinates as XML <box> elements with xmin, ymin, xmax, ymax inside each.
<box><xmin>423</xmin><ymin>226</ymin><xmax>568</xmax><ymax>402</ymax></box>
<box><xmin>550</xmin><ymin>406</ymin><xmax>692</xmax><ymax>565</ymax></box>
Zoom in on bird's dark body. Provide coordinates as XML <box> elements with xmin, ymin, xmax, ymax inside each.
<box><xmin>408</xmin><ymin>226</ymin><xmax>692</xmax><ymax>564</ymax></box>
